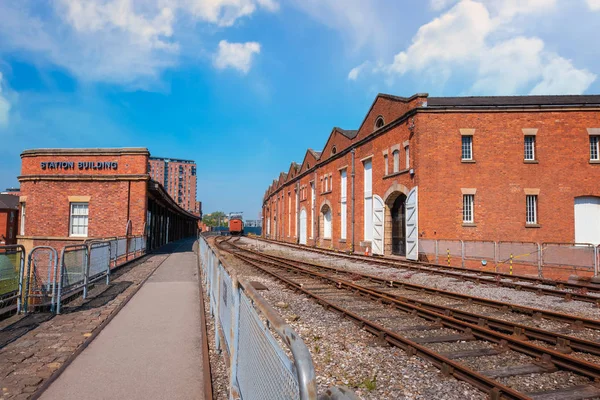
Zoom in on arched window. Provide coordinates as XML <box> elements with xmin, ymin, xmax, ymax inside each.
<box><xmin>331</xmin><ymin>146</ymin><xmax>337</xmax><ymax>156</ymax></box>
<box><xmin>375</xmin><ymin>116</ymin><xmax>384</xmax><ymax>129</ymax></box>
<box><xmin>393</xmin><ymin>150</ymin><xmax>400</xmax><ymax>173</ymax></box>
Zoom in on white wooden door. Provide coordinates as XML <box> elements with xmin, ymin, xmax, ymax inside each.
<box><xmin>372</xmin><ymin>195</ymin><xmax>384</xmax><ymax>255</ymax></box>
<box><xmin>575</xmin><ymin>197</ymin><xmax>600</xmax><ymax>244</ymax></box>
<box><xmin>299</xmin><ymin>209</ymin><xmax>307</xmax><ymax>245</ymax></box>
<box><xmin>405</xmin><ymin>187</ymin><xmax>418</xmax><ymax>260</ymax></box>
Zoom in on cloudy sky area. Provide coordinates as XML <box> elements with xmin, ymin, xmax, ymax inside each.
<box><xmin>0</xmin><ymin>0</ymin><xmax>599</xmax><ymax>219</ymax></box>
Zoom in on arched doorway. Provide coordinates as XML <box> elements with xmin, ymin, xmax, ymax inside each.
<box><xmin>299</xmin><ymin>208</ymin><xmax>307</xmax><ymax>245</ymax></box>
<box><xmin>390</xmin><ymin>194</ymin><xmax>407</xmax><ymax>256</ymax></box>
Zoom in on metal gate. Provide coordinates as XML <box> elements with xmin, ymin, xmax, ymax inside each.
<box><xmin>372</xmin><ymin>195</ymin><xmax>384</xmax><ymax>255</ymax></box>
<box><xmin>406</xmin><ymin>187</ymin><xmax>419</xmax><ymax>261</ymax></box>
<box><xmin>23</xmin><ymin>246</ymin><xmax>59</xmax><ymax>313</ymax></box>
<box><xmin>0</xmin><ymin>245</ymin><xmax>26</xmax><ymax>314</ymax></box>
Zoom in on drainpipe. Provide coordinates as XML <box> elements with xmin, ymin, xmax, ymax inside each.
<box><xmin>296</xmin><ymin>181</ymin><xmax>300</xmax><ymax>244</ymax></box>
<box><xmin>351</xmin><ymin>149</ymin><xmax>356</xmax><ymax>253</ymax></box>
<box><xmin>313</xmin><ymin>171</ymin><xmax>318</xmax><ymax>247</ymax></box>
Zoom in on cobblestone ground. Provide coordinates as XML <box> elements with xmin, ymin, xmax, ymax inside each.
<box><xmin>0</xmin><ymin>253</ymin><xmax>170</xmax><ymax>400</ymax></box>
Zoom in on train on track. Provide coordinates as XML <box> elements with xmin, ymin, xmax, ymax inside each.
<box><xmin>228</xmin><ymin>212</ymin><xmax>244</xmax><ymax>236</ymax></box>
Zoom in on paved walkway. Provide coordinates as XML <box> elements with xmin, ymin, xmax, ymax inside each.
<box><xmin>40</xmin><ymin>239</ymin><xmax>205</xmax><ymax>400</ymax></box>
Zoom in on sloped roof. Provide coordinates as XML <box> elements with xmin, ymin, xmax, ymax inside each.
<box><xmin>427</xmin><ymin>95</ymin><xmax>600</xmax><ymax>108</ymax></box>
<box><xmin>336</xmin><ymin>128</ymin><xmax>358</xmax><ymax>140</ymax></box>
<box><xmin>308</xmin><ymin>149</ymin><xmax>322</xmax><ymax>159</ymax></box>
<box><xmin>0</xmin><ymin>194</ymin><xmax>18</xmax><ymax>209</ymax></box>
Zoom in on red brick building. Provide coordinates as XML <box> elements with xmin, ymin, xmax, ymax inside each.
<box><xmin>0</xmin><ymin>194</ymin><xmax>19</xmax><ymax>245</ymax></box>
<box><xmin>148</xmin><ymin>157</ymin><xmax>199</xmax><ymax>214</ymax></box>
<box><xmin>17</xmin><ymin>148</ymin><xmax>198</xmax><ymax>254</ymax></box>
<box><xmin>262</xmin><ymin>94</ymin><xmax>600</xmax><ymax>260</ymax></box>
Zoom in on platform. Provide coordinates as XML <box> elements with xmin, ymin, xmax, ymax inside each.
<box><xmin>39</xmin><ymin>238</ymin><xmax>207</xmax><ymax>400</ymax></box>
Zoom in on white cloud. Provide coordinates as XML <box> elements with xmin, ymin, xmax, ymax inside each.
<box><xmin>0</xmin><ymin>72</ymin><xmax>11</xmax><ymax>126</ymax></box>
<box><xmin>214</xmin><ymin>40</ymin><xmax>261</xmax><ymax>73</ymax></box>
<box><xmin>358</xmin><ymin>0</ymin><xmax>596</xmax><ymax>95</ymax></box>
<box><xmin>181</xmin><ymin>0</ymin><xmax>277</xmax><ymax>27</ymax></box>
<box><xmin>289</xmin><ymin>0</ymin><xmax>389</xmax><ymax>54</ymax></box>
<box><xmin>472</xmin><ymin>37</ymin><xmax>544</xmax><ymax>95</ymax></box>
<box><xmin>0</xmin><ymin>0</ymin><xmax>277</xmax><ymax>87</ymax></box>
<box><xmin>348</xmin><ymin>62</ymin><xmax>369</xmax><ymax>80</ymax></box>
<box><xmin>429</xmin><ymin>0</ymin><xmax>459</xmax><ymax>11</ymax></box>
<box><xmin>587</xmin><ymin>0</ymin><xmax>600</xmax><ymax>10</ymax></box>
<box><xmin>530</xmin><ymin>55</ymin><xmax>597</xmax><ymax>94</ymax></box>
<box><xmin>387</xmin><ymin>1</ymin><xmax>493</xmax><ymax>76</ymax></box>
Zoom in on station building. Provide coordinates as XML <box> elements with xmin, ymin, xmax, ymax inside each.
<box><xmin>17</xmin><ymin>148</ymin><xmax>198</xmax><ymax>254</ymax></box>
<box><xmin>262</xmin><ymin>93</ymin><xmax>600</xmax><ymax>259</ymax></box>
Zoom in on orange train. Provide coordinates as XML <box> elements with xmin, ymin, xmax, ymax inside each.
<box><xmin>229</xmin><ymin>212</ymin><xmax>244</xmax><ymax>236</ymax></box>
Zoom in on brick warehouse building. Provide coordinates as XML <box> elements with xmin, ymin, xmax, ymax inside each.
<box><xmin>17</xmin><ymin>148</ymin><xmax>198</xmax><ymax>254</ymax></box>
<box><xmin>262</xmin><ymin>93</ymin><xmax>600</xmax><ymax>260</ymax></box>
<box><xmin>148</xmin><ymin>156</ymin><xmax>199</xmax><ymax>215</ymax></box>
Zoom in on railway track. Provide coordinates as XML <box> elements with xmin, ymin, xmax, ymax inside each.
<box><xmin>255</xmin><ymin>237</ymin><xmax>600</xmax><ymax>306</ymax></box>
<box><xmin>216</xmin><ymin>236</ymin><xmax>600</xmax><ymax>400</ymax></box>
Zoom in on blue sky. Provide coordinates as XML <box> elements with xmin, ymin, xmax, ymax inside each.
<box><xmin>0</xmin><ymin>0</ymin><xmax>599</xmax><ymax>220</ymax></box>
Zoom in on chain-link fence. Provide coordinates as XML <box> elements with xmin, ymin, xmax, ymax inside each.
<box><xmin>199</xmin><ymin>236</ymin><xmax>318</xmax><ymax>400</ymax></box>
<box><xmin>0</xmin><ymin>245</ymin><xmax>26</xmax><ymax>314</ymax></box>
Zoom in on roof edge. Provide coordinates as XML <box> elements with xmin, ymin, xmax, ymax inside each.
<box><xmin>21</xmin><ymin>148</ymin><xmax>150</xmax><ymax>157</ymax></box>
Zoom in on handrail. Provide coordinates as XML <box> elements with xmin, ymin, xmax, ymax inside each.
<box><xmin>199</xmin><ymin>235</ymin><xmax>318</xmax><ymax>400</ymax></box>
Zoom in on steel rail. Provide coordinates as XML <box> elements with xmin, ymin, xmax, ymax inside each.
<box><xmin>256</xmin><ymin>237</ymin><xmax>600</xmax><ymax>305</ymax></box>
<box><xmin>217</xmin><ymin>238</ymin><xmax>600</xmax><ymax>381</ymax></box>
<box><xmin>215</xmin><ymin>238</ymin><xmax>526</xmax><ymax>400</ymax></box>
<box><xmin>228</xmin><ymin>241</ymin><xmax>600</xmax><ymax>357</ymax></box>
<box><xmin>235</xmin><ymin>240</ymin><xmax>600</xmax><ymax>329</ymax></box>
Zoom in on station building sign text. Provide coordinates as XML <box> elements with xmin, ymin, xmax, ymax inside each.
<box><xmin>40</xmin><ymin>161</ymin><xmax>119</xmax><ymax>171</ymax></box>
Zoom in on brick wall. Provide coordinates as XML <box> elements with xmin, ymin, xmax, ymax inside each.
<box><xmin>0</xmin><ymin>209</ymin><xmax>18</xmax><ymax>245</ymax></box>
<box><xmin>263</xmin><ymin>94</ymin><xmax>600</xmax><ymax>258</ymax></box>
<box><xmin>416</xmin><ymin>110</ymin><xmax>600</xmax><ymax>243</ymax></box>
<box><xmin>18</xmin><ymin>149</ymin><xmax>150</xmax><ymax>253</ymax></box>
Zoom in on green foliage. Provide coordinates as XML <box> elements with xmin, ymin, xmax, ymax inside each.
<box><xmin>360</xmin><ymin>374</ymin><xmax>377</xmax><ymax>391</ymax></box>
<box><xmin>202</xmin><ymin>211</ymin><xmax>228</xmax><ymax>227</ymax></box>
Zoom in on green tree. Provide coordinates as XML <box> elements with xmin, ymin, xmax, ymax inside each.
<box><xmin>202</xmin><ymin>211</ymin><xmax>228</xmax><ymax>227</ymax></box>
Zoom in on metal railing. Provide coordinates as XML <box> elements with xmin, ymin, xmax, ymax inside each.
<box><xmin>418</xmin><ymin>239</ymin><xmax>599</xmax><ymax>278</ymax></box>
<box><xmin>20</xmin><ymin>235</ymin><xmax>147</xmax><ymax>314</ymax></box>
<box><xmin>0</xmin><ymin>245</ymin><xmax>26</xmax><ymax>314</ymax></box>
<box><xmin>23</xmin><ymin>246</ymin><xmax>59</xmax><ymax>313</ymax></box>
<box><xmin>198</xmin><ymin>236</ymin><xmax>318</xmax><ymax>400</ymax></box>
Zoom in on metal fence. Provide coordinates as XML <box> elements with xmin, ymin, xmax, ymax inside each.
<box><xmin>0</xmin><ymin>245</ymin><xmax>26</xmax><ymax>314</ymax></box>
<box><xmin>198</xmin><ymin>236</ymin><xmax>318</xmax><ymax>400</ymax></box>
<box><xmin>23</xmin><ymin>246</ymin><xmax>58</xmax><ymax>313</ymax></box>
<box><xmin>419</xmin><ymin>239</ymin><xmax>599</xmax><ymax>277</ymax></box>
<box><xmin>20</xmin><ymin>235</ymin><xmax>147</xmax><ymax>314</ymax></box>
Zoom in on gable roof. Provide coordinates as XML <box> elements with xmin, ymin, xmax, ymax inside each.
<box><xmin>337</xmin><ymin>128</ymin><xmax>358</xmax><ymax>140</ymax></box>
<box><xmin>354</xmin><ymin>93</ymin><xmax>429</xmax><ymax>141</ymax></box>
<box><xmin>286</xmin><ymin>162</ymin><xmax>300</xmax><ymax>180</ymax></box>
<box><xmin>308</xmin><ymin>149</ymin><xmax>321</xmax><ymax>159</ymax></box>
